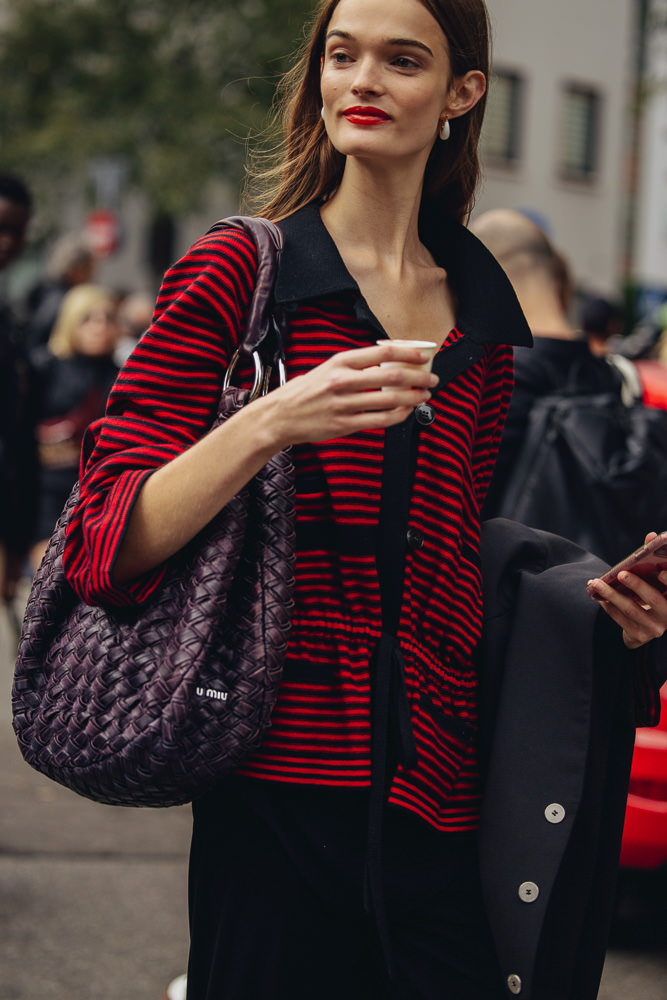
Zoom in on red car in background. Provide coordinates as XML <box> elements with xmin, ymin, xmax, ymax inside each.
<box><xmin>621</xmin><ymin>682</ymin><xmax>667</xmax><ymax>870</ymax></box>
<box><xmin>621</xmin><ymin>361</ymin><xmax>667</xmax><ymax>870</ymax></box>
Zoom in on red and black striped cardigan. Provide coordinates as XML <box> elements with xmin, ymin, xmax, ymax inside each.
<box><xmin>63</xmin><ymin>203</ymin><xmax>532</xmax><ymax>831</ymax></box>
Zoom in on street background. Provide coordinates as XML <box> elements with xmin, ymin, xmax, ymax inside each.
<box><xmin>2</xmin><ymin>595</ymin><xmax>667</xmax><ymax>999</ymax></box>
<box><xmin>0</xmin><ymin>593</ymin><xmax>191</xmax><ymax>1000</ymax></box>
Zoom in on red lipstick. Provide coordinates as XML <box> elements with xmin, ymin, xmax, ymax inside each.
<box><xmin>343</xmin><ymin>106</ymin><xmax>391</xmax><ymax>126</ymax></box>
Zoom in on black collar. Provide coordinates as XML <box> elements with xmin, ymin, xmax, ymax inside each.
<box><xmin>275</xmin><ymin>201</ymin><xmax>532</xmax><ymax>348</ymax></box>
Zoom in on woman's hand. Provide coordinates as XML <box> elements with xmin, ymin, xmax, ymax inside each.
<box><xmin>259</xmin><ymin>341</ymin><xmax>439</xmax><ymax>449</ymax></box>
<box><xmin>587</xmin><ymin>534</ymin><xmax>667</xmax><ymax>650</ymax></box>
<box><xmin>113</xmin><ymin>341</ymin><xmax>438</xmax><ymax>583</ymax></box>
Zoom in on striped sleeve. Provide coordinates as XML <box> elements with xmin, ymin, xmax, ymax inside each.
<box><xmin>63</xmin><ymin>227</ymin><xmax>259</xmax><ymax>607</ymax></box>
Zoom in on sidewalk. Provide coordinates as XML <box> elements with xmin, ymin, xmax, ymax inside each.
<box><xmin>0</xmin><ymin>596</ymin><xmax>191</xmax><ymax>1000</ymax></box>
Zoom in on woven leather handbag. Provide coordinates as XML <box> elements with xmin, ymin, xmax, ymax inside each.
<box><xmin>12</xmin><ymin>216</ymin><xmax>296</xmax><ymax>808</ymax></box>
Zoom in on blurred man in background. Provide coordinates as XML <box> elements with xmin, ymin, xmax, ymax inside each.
<box><xmin>25</xmin><ymin>231</ymin><xmax>96</xmax><ymax>350</ymax></box>
<box><xmin>471</xmin><ymin>207</ymin><xmax>667</xmax><ymax>565</ymax></box>
<box><xmin>0</xmin><ymin>172</ymin><xmax>38</xmax><ymax>607</ymax></box>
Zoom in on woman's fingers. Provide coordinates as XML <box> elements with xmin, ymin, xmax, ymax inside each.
<box><xmin>326</xmin><ymin>385</ymin><xmax>431</xmax><ymax>413</ymax></box>
<box><xmin>262</xmin><ymin>344</ymin><xmax>440</xmax><ymax>446</ymax></box>
<box><xmin>336</xmin><ymin>341</ymin><xmax>437</xmax><ymax>373</ymax></box>
<box><xmin>589</xmin><ymin>570</ymin><xmax>667</xmax><ymax>649</ymax></box>
<box><xmin>323</xmin><ymin>344</ymin><xmax>439</xmax><ymax>393</ymax></box>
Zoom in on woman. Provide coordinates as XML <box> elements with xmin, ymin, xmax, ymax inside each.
<box><xmin>30</xmin><ymin>283</ymin><xmax>120</xmax><ymax>569</ymax></box>
<box><xmin>62</xmin><ymin>1</ymin><xmax>667</xmax><ymax>998</ymax></box>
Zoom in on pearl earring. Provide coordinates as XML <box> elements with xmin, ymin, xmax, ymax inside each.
<box><xmin>439</xmin><ymin>117</ymin><xmax>450</xmax><ymax>141</ymax></box>
<box><xmin>321</xmin><ymin>107</ymin><xmax>325</xmax><ymax>120</ymax></box>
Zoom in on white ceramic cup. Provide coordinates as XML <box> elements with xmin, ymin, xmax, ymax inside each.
<box><xmin>376</xmin><ymin>339</ymin><xmax>438</xmax><ymax>386</ymax></box>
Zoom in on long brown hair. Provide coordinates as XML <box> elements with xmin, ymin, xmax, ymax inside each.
<box><xmin>242</xmin><ymin>0</ymin><xmax>490</xmax><ymax>225</ymax></box>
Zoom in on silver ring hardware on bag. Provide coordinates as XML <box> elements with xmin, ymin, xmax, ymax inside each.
<box><xmin>222</xmin><ymin>349</ymin><xmax>287</xmax><ymax>402</ymax></box>
<box><xmin>223</xmin><ymin>312</ymin><xmax>288</xmax><ymax>402</ymax></box>
<box><xmin>223</xmin><ymin>349</ymin><xmax>264</xmax><ymax>401</ymax></box>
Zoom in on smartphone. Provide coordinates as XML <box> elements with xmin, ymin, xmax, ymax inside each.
<box><xmin>586</xmin><ymin>532</ymin><xmax>667</xmax><ymax>599</ymax></box>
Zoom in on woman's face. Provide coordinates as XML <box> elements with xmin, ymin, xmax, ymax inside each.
<box><xmin>72</xmin><ymin>302</ymin><xmax>120</xmax><ymax>358</ymax></box>
<box><xmin>320</xmin><ymin>0</ymin><xmax>457</xmax><ymax>170</ymax></box>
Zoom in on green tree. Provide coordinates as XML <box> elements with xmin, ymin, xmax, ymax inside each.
<box><xmin>0</xmin><ymin>0</ymin><xmax>313</xmax><ymax>216</ymax></box>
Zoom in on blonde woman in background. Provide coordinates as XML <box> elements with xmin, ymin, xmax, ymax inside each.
<box><xmin>29</xmin><ymin>284</ymin><xmax>120</xmax><ymax>570</ymax></box>
<box><xmin>25</xmin><ymin>232</ymin><xmax>97</xmax><ymax>350</ymax></box>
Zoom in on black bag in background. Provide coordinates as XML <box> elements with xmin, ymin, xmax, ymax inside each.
<box><xmin>496</xmin><ymin>366</ymin><xmax>667</xmax><ymax>566</ymax></box>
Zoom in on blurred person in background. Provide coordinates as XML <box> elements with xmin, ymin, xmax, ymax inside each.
<box><xmin>472</xmin><ymin>205</ymin><xmax>667</xmax><ymax>575</ymax></box>
<box><xmin>626</xmin><ymin>307</ymin><xmax>667</xmax><ymax>411</ymax></box>
<box><xmin>470</xmin><ymin>208</ymin><xmax>635</xmax><ymax>520</ymax></box>
<box><xmin>0</xmin><ymin>171</ymin><xmax>38</xmax><ymax>608</ymax></box>
<box><xmin>615</xmin><ymin>300</ymin><xmax>667</xmax><ymax>363</ymax></box>
<box><xmin>579</xmin><ymin>294</ymin><xmax>625</xmax><ymax>357</ymax></box>
<box><xmin>114</xmin><ymin>289</ymin><xmax>155</xmax><ymax>365</ymax></box>
<box><xmin>551</xmin><ymin>245</ymin><xmax>575</xmax><ymax>317</ymax></box>
<box><xmin>25</xmin><ymin>231</ymin><xmax>97</xmax><ymax>350</ymax></box>
<box><xmin>30</xmin><ymin>283</ymin><xmax>120</xmax><ymax>571</ymax></box>
<box><xmin>578</xmin><ymin>293</ymin><xmax>667</xmax><ymax>411</ymax></box>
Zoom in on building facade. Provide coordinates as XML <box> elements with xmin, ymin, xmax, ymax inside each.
<box><xmin>633</xmin><ymin>0</ymin><xmax>667</xmax><ymax>311</ymax></box>
<box><xmin>476</xmin><ymin>0</ymin><xmax>637</xmax><ymax>298</ymax></box>
<box><xmin>6</xmin><ymin>1</ymin><xmax>653</xmax><ymax>309</ymax></box>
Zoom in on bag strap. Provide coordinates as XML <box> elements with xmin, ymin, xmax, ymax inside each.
<box><xmin>206</xmin><ymin>216</ymin><xmax>288</xmax><ymax>402</ymax></box>
<box><xmin>606</xmin><ymin>353</ymin><xmax>643</xmax><ymax>406</ymax></box>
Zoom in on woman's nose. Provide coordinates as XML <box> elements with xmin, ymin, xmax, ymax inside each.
<box><xmin>350</xmin><ymin>56</ymin><xmax>382</xmax><ymax>95</ymax></box>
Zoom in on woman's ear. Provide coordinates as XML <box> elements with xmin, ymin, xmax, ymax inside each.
<box><xmin>445</xmin><ymin>70</ymin><xmax>486</xmax><ymax>121</ymax></box>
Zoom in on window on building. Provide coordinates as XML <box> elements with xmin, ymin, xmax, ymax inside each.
<box><xmin>559</xmin><ymin>84</ymin><xmax>601</xmax><ymax>181</ymax></box>
<box><xmin>483</xmin><ymin>70</ymin><xmax>523</xmax><ymax>166</ymax></box>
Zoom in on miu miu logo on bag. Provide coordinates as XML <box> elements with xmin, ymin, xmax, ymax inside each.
<box><xmin>196</xmin><ymin>687</ymin><xmax>228</xmax><ymax>702</ymax></box>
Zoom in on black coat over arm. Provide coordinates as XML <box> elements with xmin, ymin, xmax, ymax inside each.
<box><xmin>478</xmin><ymin>518</ymin><xmax>665</xmax><ymax>1000</ymax></box>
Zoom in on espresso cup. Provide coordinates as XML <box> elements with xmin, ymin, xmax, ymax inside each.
<box><xmin>376</xmin><ymin>339</ymin><xmax>438</xmax><ymax>385</ymax></box>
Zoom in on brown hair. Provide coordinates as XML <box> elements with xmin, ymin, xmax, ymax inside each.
<box><xmin>242</xmin><ymin>0</ymin><xmax>490</xmax><ymax>225</ymax></box>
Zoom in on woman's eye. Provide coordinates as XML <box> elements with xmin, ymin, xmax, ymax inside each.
<box><xmin>394</xmin><ymin>56</ymin><xmax>418</xmax><ymax>69</ymax></box>
<box><xmin>332</xmin><ymin>51</ymin><xmax>351</xmax><ymax>64</ymax></box>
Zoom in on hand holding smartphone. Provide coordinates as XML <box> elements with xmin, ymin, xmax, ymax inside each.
<box><xmin>587</xmin><ymin>532</ymin><xmax>667</xmax><ymax>600</ymax></box>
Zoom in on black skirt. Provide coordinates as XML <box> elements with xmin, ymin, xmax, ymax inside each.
<box><xmin>186</xmin><ymin>777</ymin><xmax>503</xmax><ymax>1000</ymax></box>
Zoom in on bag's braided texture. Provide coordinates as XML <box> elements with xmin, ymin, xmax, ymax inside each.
<box><xmin>13</xmin><ymin>387</ymin><xmax>295</xmax><ymax>806</ymax></box>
